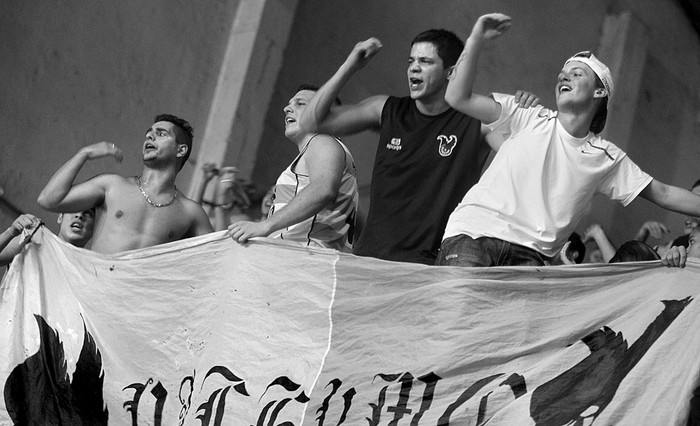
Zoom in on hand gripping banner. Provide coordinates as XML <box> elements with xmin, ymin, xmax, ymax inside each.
<box><xmin>1</xmin><ymin>228</ymin><xmax>699</xmax><ymax>425</ymax></box>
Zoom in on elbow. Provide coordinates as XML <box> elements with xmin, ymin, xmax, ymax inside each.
<box><xmin>444</xmin><ymin>89</ymin><xmax>458</xmax><ymax>108</ymax></box>
<box><xmin>37</xmin><ymin>190</ymin><xmax>60</xmax><ymax>211</ymax></box>
<box><xmin>36</xmin><ymin>192</ymin><xmax>52</xmax><ymax>210</ymax></box>
<box><xmin>444</xmin><ymin>88</ymin><xmax>469</xmax><ymax>110</ymax></box>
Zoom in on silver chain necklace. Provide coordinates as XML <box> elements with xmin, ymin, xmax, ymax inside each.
<box><xmin>136</xmin><ymin>175</ymin><xmax>178</xmax><ymax>208</ymax></box>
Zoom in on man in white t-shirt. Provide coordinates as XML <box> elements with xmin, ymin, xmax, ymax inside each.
<box><xmin>437</xmin><ymin>13</ymin><xmax>700</xmax><ymax>267</ymax></box>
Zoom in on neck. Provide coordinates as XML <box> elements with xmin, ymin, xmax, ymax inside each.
<box><xmin>139</xmin><ymin>168</ymin><xmax>177</xmax><ymax>192</ymax></box>
<box><xmin>290</xmin><ymin>132</ymin><xmax>316</xmax><ymax>151</ymax></box>
<box><xmin>415</xmin><ymin>91</ymin><xmax>450</xmax><ymax>116</ymax></box>
<box><xmin>556</xmin><ymin>109</ymin><xmax>595</xmax><ymax>139</ymax></box>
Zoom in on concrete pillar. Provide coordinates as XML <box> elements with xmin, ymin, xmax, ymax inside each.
<box><xmin>587</xmin><ymin>11</ymin><xmax>649</xmax><ymax>232</ymax></box>
<box><xmin>187</xmin><ymin>0</ymin><xmax>299</xmax><ymax>198</ymax></box>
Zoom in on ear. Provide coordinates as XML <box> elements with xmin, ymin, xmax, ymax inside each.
<box><xmin>176</xmin><ymin>144</ymin><xmax>189</xmax><ymax>159</ymax></box>
<box><xmin>57</xmin><ymin>214</ymin><xmax>63</xmax><ymax>224</ymax></box>
<box><xmin>593</xmin><ymin>88</ymin><xmax>608</xmax><ymax>98</ymax></box>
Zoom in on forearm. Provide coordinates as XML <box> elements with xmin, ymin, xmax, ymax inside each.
<box><xmin>593</xmin><ymin>234</ymin><xmax>616</xmax><ymax>263</ymax></box>
<box><xmin>446</xmin><ymin>37</ymin><xmax>484</xmax><ymax>108</ymax></box>
<box><xmin>37</xmin><ymin>150</ymin><xmax>89</xmax><ymax>209</ymax></box>
<box><xmin>299</xmin><ymin>61</ymin><xmax>356</xmax><ymax>133</ymax></box>
<box><xmin>213</xmin><ymin>206</ymin><xmax>230</xmax><ymax>232</ymax></box>
<box><xmin>642</xmin><ymin>181</ymin><xmax>700</xmax><ymax>217</ymax></box>
<box><xmin>263</xmin><ymin>186</ymin><xmax>335</xmax><ymax>234</ymax></box>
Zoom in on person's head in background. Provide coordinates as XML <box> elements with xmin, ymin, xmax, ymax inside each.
<box><xmin>688</xmin><ymin>226</ymin><xmax>700</xmax><ymax>259</ymax></box>
<box><xmin>609</xmin><ymin>240</ymin><xmax>660</xmax><ymax>263</ymax></box>
<box><xmin>57</xmin><ymin>209</ymin><xmax>95</xmax><ymax>248</ymax></box>
<box><xmin>553</xmin><ymin>232</ymin><xmax>586</xmax><ymax>265</ymax></box>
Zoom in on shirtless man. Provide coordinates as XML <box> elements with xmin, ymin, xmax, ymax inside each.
<box><xmin>37</xmin><ymin>114</ymin><xmax>213</xmax><ymax>253</ymax></box>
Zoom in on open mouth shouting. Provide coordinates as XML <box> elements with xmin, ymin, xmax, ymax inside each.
<box><xmin>409</xmin><ymin>77</ymin><xmax>424</xmax><ymax>90</ymax></box>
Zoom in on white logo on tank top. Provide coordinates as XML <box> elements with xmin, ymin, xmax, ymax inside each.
<box><xmin>386</xmin><ymin>138</ymin><xmax>402</xmax><ymax>151</ymax></box>
<box><xmin>437</xmin><ymin>135</ymin><xmax>457</xmax><ymax>157</ymax></box>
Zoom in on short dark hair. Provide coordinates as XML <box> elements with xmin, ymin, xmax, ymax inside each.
<box><xmin>411</xmin><ymin>29</ymin><xmax>464</xmax><ymax>68</ymax></box>
<box><xmin>295</xmin><ymin>84</ymin><xmax>341</xmax><ymax>106</ymax></box>
<box><xmin>609</xmin><ymin>240</ymin><xmax>660</xmax><ymax>263</ymax></box>
<box><xmin>154</xmin><ymin>114</ymin><xmax>194</xmax><ymax>170</ymax></box>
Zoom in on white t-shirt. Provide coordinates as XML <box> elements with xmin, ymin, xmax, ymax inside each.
<box><xmin>442</xmin><ymin>93</ymin><xmax>652</xmax><ymax>256</ymax></box>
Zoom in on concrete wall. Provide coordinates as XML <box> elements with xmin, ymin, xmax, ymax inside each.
<box><xmin>2</xmin><ymin>0</ymin><xmax>699</xmax><ymax>252</ymax></box>
<box><xmin>1</xmin><ymin>0</ymin><xmax>240</xmax><ymax>230</ymax></box>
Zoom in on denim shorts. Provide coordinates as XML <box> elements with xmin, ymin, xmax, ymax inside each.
<box><xmin>436</xmin><ymin>234</ymin><xmax>549</xmax><ymax>267</ymax></box>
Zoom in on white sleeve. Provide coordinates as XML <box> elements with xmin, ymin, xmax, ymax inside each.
<box><xmin>485</xmin><ymin>93</ymin><xmax>554</xmax><ymax>139</ymax></box>
<box><xmin>598</xmin><ymin>154</ymin><xmax>653</xmax><ymax>206</ymax></box>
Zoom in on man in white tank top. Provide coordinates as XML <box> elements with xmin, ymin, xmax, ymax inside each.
<box><xmin>227</xmin><ymin>85</ymin><xmax>359</xmax><ymax>251</ymax></box>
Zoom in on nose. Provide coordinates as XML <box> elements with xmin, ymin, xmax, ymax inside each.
<box><xmin>409</xmin><ymin>62</ymin><xmax>420</xmax><ymax>73</ymax></box>
<box><xmin>283</xmin><ymin>104</ymin><xmax>293</xmax><ymax>114</ymax></box>
<box><xmin>74</xmin><ymin>212</ymin><xmax>85</xmax><ymax>221</ymax></box>
<box><xmin>146</xmin><ymin>130</ymin><xmax>155</xmax><ymax>141</ymax></box>
<box><xmin>559</xmin><ymin>73</ymin><xmax>570</xmax><ymax>82</ymax></box>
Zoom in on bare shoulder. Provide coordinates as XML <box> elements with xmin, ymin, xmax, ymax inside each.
<box><xmin>306</xmin><ymin>134</ymin><xmax>345</xmax><ymax>159</ymax></box>
<box><xmin>179</xmin><ymin>194</ymin><xmax>209</xmax><ymax>216</ymax></box>
<box><xmin>91</xmin><ymin>173</ymin><xmax>133</xmax><ymax>187</ymax></box>
<box><xmin>179</xmin><ymin>194</ymin><xmax>214</xmax><ymax>234</ymax></box>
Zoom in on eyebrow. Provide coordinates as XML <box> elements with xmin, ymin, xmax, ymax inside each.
<box><xmin>145</xmin><ymin>126</ymin><xmax>172</xmax><ymax>136</ymax></box>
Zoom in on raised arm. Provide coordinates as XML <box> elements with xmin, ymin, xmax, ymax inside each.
<box><xmin>640</xmin><ymin>180</ymin><xmax>700</xmax><ymax>217</ymax></box>
<box><xmin>445</xmin><ymin>13</ymin><xmax>512</xmax><ymax>124</ymax></box>
<box><xmin>191</xmin><ymin>162</ymin><xmax>219</xmax><ymax>204</ymax></box>
<box><xmin>37</xmin><ymin>142</ymin><xmax>123</xmax><ymax>212</ymax></box>
<box><xmin>0</xmin><ymin>214</ymin><xmax>42</xmax><ymax>267</ymax></box>
<box><xmin>298</xmin><ymin>38</ymin><xmax>387</xmax><ymax>136</ymax></box>
<box><xmin>228</xmin><ymin>135</ymin><xmax>345</xmax><ymax>243</ymax></box>
<box><xmin>582</xmin><ymin>223</ymin><xmax>617</xmax><ymax>263</ymax></box>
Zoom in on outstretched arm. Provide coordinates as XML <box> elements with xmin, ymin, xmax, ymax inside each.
<box><xmin>228</xmin><ymin>135</ymin><xmax>345</xmax><ymax>243</ymax></box>
<box><xmin>445</xmin><ymin>13</ymin><xmax>512</xmax><ymax>124</ymax></box>
<box><xmin>640</xmin><ymin>180</ymin><xmax>700</xmax><ymax>217</ymax></box>
<box><xmin>37</xmin><ymin>142</ymin><xmax>123</xmax><ymax>212</ymax></box>
<box><xmin>0</xmin><ymin>214</ymin><xmax>42</xmax><ymax>267</ymax></box>
<box><xmin>298</xmin><ymin>38</ymin><xmax>386</xmax><ymax>136</ymax></box>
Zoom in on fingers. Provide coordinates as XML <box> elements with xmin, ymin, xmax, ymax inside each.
<box><xmin>227</xmin><ymin>223</ymin><xmax>250</xmax><ymax>243</ymax></box>
<box><xmin>662</xmin><ymin>246</ymin><xmax>687</xmax><ymax>268</ymax></box>
<box><xmin>110</xmin><ymin>143</ymin><xmax>124</xmax><ymax>162</ymax></box>
<box><xmin>11</xmin><ymin>214</ymin><xmax>40</xmax><ymax>235</ymax></box>
<box><xmin>352</xmin><ymin>38</ymin><xmax>382</xmax><ymax>63</ymax></box>
<box><xmin>514</xmin><ymin>90</ymin><xmax>541</xmax><ymax>108</ymax></box>
<box><xmin>648</xmin><ymin>221</ymin><xmax>669</xmax><ymax>239</ymax></box>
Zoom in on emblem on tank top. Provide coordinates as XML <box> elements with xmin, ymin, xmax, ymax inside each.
<box><xmin>437</xmin><ymin>135</ymin><xmax>457</xmax><ymax>157</ymax></box>
<box><xmin>386</xmin><ymin>137</ymin><xmax>402</xmax><ymax>151</ymax></box>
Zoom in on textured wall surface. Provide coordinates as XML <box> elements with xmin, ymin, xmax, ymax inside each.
<box><xmin>1</xmin><ymin>0</ymin><xmax>240</xmax><ymax>231</ymax></box>
<box><xmin>2</xmin><ymin>0</ymin><xmax>699</xmax><ymax>250</ymax></box>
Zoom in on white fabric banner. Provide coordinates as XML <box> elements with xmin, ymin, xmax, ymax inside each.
<box><xmin>1</xmin><ymin>228</ymin><xmax>699</xmax><ymax>425</ymax></box>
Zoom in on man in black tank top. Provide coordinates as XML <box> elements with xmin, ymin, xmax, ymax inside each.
<box><xmin>298</xmin><ymin>30</ymin><xmax>538</xmax><ymax>265</ymax></box>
